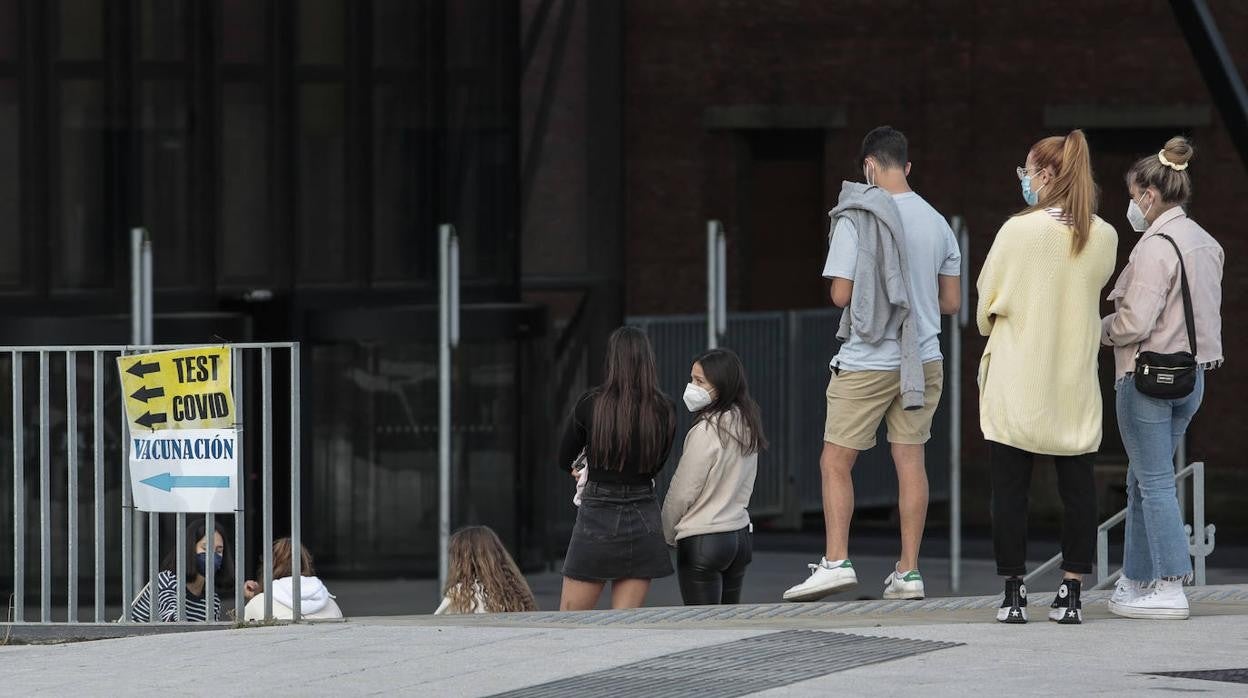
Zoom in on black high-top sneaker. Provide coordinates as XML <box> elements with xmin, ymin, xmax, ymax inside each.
<box><xmin>1049</xmin><ymin>579</ymin><xmax>1083</xmax><ymax>624</ymax></box>
<box><xmin>997</xmin><ymin>578</ymin><xmax>1028</xmax><ymax>624</ymax></box>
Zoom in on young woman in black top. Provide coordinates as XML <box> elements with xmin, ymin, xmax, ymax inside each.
<box><xmin>558</xmin><ymin>327</ymin><xmax>677</xmax><ymax>610</ymax></box>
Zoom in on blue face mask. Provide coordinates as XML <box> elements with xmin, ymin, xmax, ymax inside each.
<box><xmin>196</xmin><ymin>552</ymin><xmax>224</xmax><ymax>575</ymax></box>
<box><xmin>1020</xmin><ymin>175</ymin><xmax>1041</xmax><ymax>206</ymax></box>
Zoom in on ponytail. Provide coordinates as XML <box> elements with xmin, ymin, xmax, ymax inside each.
<box><xmin>1058</xmin><ymin>130</ymin><xmax>1096</xmax><ymax>255</ymax></box>
<box><xmin>1023</xmin><ymin>129</ymin><xmax>1099</xmax><ymax>255</ymax></box>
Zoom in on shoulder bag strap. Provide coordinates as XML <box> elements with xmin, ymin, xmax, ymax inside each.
<box><xmin>1156</xmin><ymin>233</ymin><xmax>1198</xmax><ymax>357</ymax></box>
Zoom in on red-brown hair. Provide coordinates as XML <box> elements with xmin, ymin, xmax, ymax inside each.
<box><xmin>1020</xmin><ymin>129</ymin><xmax>1099</xmax><ymax>255</ymax></box>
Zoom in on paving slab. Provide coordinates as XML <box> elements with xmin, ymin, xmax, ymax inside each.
<box><xmin>3</xmin><ymin>584</ymin><xmax>1247</xmax><ymax>696</ymax></box>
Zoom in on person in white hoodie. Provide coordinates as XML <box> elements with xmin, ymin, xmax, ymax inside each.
<box><xmin>662</xmin><ymin>349</ymin><xmax>766</xmax><ymax>605</ymax></box>
<box><xmin>244</xmin><ymin>538</ymin><xmax>342</xmax><ymax>621</ymax></box>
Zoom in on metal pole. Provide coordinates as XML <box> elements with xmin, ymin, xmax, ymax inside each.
<box><xmin>141</xmin><ymin>233</ymin><xmax>153</xmax><ymax>346</ymax></box>
<box><xmin>148</xmin><ymin>510</ymin><xmax>158</xmax><ymax>623</ymax></box>
<box><xmin>1097</xmin><ymin>528</ymin><xmax>1109</xmax><ymax>587</ymax></box>
<box><xmin>262</xmin><ymin>348</ymin><xmax>273</xmax><ymax>621</ymax></box>
<box><xmin>232</xmin><ymin>348</ymin><xmax>246</xmax><ymax>622</ymax></box>
<box><xmin>716</xmin><ymin>223</ymin><xmax>727</xmax><ymax>339</ymax></box>
<box><xmin>1193</xmin><ymin>462</ymin><xmax>1207</xmax><ymax>585</ymax></box>
<box><xmin>12</xmin><ymin>350</ymin><xmax>24</xmax><ymax>622</ymax></box>
<box><xmin>120</xmin><ymin>351</ymin><xmax>133</xmax><ymax>621</ymax></box>
<box><xmin>438</xmin><ymin>224</ymin><xmax>458</xmax><ymax>592</ymax></box>
<box><xmin>204</xmin><ymin>513</ymin><xmax>214</xmax><ymax>622</ymax></box>
<box><xmin>129</xmin><ymin>231</ymin><xmax>147</xmax><ymax>591</ymax></box>
<box><xmin>39</xmin><ymin>351</ymin><xmax>51</xmax><ymax>622</ymax></box>
<box><xmin>949</xmin><ymin>218</ymin><xmax>968</xmax><ymax>593</ymax></box>
<box><xmin>290</xmin><ymin>346</ymin><xmax>302</xmax><ymax>621</ymax></box>
<box><xmin>175</xmin><ymin>514</ymin><xmax>187</xmax><ymax>622</ymax></box>
<box><xmin>142</xmin><ymin>238</ymin><xmax>156</xmax><ymax>619</ymax></box>
<box><xmin>706</xmin><ymin>221</ymin><xmax>719</xmax><ymax>350</ymax></box>
<box><xmin>93</xmin><ymin>351</ymin><xmax>105</xmax><ymax>622</ymax></box>
<box><xmin>67</xmin><ymin>352</ymin><xmax>79</xmax><ymax>622</ymax></box>
<box><xmin>131</xmin><ymin>228</ymin><xmax>143</xmax><ymax>345</ymax></box>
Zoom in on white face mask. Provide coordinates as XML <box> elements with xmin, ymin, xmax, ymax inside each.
<box><xmin>683</xmin><ymin>383</ymin><xmax>714</xmax><ymax>413</ymax></box>
<box><xmin>863</xmin><ymin>160</ymin><xmax>876</xmax><ymax>187</ymax></box>
<box><xmin>1126</xmin><ymin>194</ymin><xmax>1153</xmax><ymax>233</ymax></box>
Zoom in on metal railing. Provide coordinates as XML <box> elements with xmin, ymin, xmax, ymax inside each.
<box><xmin>1024</xmin><ymin>461</ymin><xmax>1215</xmax><ymax>590</ymax></box>
<box><xmin>4</xmin><ymin>342</ymin><xmax>302</xmax><ymax>625</ymax></box>
<box><xmin>628</xmin><ymin>310</ymin><xmax>954</xmax><ymax>519</ymax></box>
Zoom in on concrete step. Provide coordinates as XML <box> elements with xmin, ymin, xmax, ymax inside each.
<box><xmin>378</xmin><ymin>583</ymin><xmax>1248</xmax><ymax>630</ymax></box>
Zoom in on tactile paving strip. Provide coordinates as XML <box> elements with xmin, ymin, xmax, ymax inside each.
<box><xmin>1150</xmin><ymin>668</ymin><xmax>1248</xmax><ymax>685</ymax></box>
<box><xmin>489</xmin><ymin>630</ymin><xmax>961</xmax><ymax>698</ymax></box>
<box><xmin>439</xmin><ymin>585</ymin><xmax>1248</xmax><ymax>628</ymax></box>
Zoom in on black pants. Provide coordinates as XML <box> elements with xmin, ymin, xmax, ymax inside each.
<box><xmin>676</xmin><ymin>527</ymin><xmax>752</xmax><ymax>605</ymax></box>
<box><xmin>990</xmin><ymin>442</ymin><xmax>1097</xmax><ymax>577</ymax></box>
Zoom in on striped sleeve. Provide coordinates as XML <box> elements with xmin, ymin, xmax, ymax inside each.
<box><xmin>130</xmin><ymin>583</ymin><xmax>151</xmax><ymax>622</ymax></box>
<box><xmin>157</xmin><ymin>571</ymin><xmax>181</xmax><ymax>622</ymax></box>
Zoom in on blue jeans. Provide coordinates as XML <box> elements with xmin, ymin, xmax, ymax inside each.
<box><xmin>1116</xmin><ymin>370</ymin><xmax>1203</xmax><ymax>582</ymax></box>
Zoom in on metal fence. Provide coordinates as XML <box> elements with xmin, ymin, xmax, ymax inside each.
<box><xmin>3</xmin><ymin>343</ymin><xmax>302</xmax><ymax>625</ymax></box>
<box><xmin>628</xmin><ymin>310</ymin><xmax>953</xmax><ymax>523</ymax></box>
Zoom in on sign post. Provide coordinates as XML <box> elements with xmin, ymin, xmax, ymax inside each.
<box><xmin>117</xmin><ymin>347</ymin><xmax>238</xmax><ymax>513</ymax></box>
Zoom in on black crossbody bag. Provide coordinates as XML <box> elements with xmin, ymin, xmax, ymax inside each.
<box><xmin>1134</xmin><ymin>234</ymin><xmax>1198</xmax><ymax>399</ymax></box>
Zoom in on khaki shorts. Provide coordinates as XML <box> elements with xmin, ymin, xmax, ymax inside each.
<box><xmin>824</xmin><ymin>361</ymin><xmax>944</xmax><ymax>451</ymax></box>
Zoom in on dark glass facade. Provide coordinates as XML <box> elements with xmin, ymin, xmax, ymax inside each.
<box><xmin>0</xmin><ymin>0</ymin><xmax>540</xmax><ymax>580</ymax></box>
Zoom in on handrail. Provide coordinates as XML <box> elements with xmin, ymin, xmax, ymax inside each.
<box><xmin>1023</xmin><ymin>461</ymin><xmax>1215</xmax><ymax>590</ymax></box>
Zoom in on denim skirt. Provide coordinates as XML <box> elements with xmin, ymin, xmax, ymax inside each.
<box><xmin>563</xmin><ymin>481</ymin><xmax>674</xmax><ymax>582</ymax></box>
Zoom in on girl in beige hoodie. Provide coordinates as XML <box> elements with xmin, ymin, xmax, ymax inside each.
<box><xmin>662</xmin><ymin>349</ymin><xmax>767</xmax><ymax>605</ymax></box>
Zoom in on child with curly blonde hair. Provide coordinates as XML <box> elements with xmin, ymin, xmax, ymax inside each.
<box><xmin>434</xmin><ymin>526</ymin><xmax>538</xmax><ymax>614</ymax></box>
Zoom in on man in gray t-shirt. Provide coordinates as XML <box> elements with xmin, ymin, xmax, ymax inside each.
<box><xmin>784</xmin><ymin>127</ymin><xmax>962</xmax><ymax>604</ymax></box>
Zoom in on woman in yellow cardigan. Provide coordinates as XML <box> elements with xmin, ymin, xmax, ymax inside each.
<box><xmin>976</xmin><ymin>129</ymin><xmax>1117</xmax><ymax>625</ymax></box>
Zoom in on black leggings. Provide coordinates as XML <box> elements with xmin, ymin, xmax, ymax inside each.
<box><xmin>990</xmin><ymin>442</ymin><xmax>1097</xmax><ymax>577</ymax></box>
<box><xmin>676</xmin><ymin>527</ymin><xmax>752</xmax><ymax>605</ymax></box>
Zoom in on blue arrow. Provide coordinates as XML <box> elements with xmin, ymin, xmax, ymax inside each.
<box><xmin>140</xmin><ymin>473</ymin><xmax>231</xmax><ymax>492</ymax></box>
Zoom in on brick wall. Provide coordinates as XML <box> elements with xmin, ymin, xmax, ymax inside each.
<box><xmin>619</xmin><ymin>0</ymin><xmax>1248</xmax><ymax>535</ymax></box>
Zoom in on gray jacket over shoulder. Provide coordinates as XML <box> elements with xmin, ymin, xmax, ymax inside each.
<box><xmin>829</xmin><ymin>181</ymin><xmax>924</xmax><ymax>410</ymax></box>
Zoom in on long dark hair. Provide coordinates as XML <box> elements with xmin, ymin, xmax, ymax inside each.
<box><xmin>160</xmin><ymin>517</ymin><xmax>235</xmax><ymax>588</ymax></box>
<box><xmin>589</xmin><ymin>327</ymin><xmax>675</xmax><ymax>473</ymax></box>
<box><xmin>693</xmin><ymin>349</ymin><xmax>767</xmax><ymax>455</ymax></box>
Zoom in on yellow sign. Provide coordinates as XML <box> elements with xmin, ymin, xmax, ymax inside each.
<box><xmin>117</xmin><ymin>348</ymin><xmax>235</xmax><ymax>432</ymax></box>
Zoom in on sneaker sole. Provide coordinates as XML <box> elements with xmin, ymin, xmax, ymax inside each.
<box><xmin>997</xmin><ymin>611</ymin><xmax>1028</xmax><ymax>624</ymax></box>
<box><xmin>1107</xmin><ymin>602</ymin><xmax>1189</xmax><ymax>620</ymax></box>
<box><xmin>1049</xmin><ymin>608</ymin><xmax>1082</xmax><ymax>624</ymax></box>
<box><xmin>782</xmin><ymin>580</ymin><xmax>858</xmax><ymax>602</ymax></box>
<box><xmin>882</xmin><ymin>589</ymin><xmax>925</xmax><ymax>600</ymax></box>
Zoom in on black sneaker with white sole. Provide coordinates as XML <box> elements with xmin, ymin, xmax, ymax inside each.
<box><xmin>1049</xmin><ymin>579</ymin><xmax>1082</xmax><ymax>624</ymax></box>
<box><xmin>997</xmin><ymin>578</ymin><xmax>1028</xmax><ymax>624</ymax></box>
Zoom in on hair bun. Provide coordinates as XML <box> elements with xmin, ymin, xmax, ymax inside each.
<box><xmin>1162</xmin><ymin>136</ymin><xmax>1194</xmax><ymax>168</ymax></box>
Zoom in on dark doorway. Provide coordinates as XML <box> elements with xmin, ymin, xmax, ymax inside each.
<box><xmin>741</xmin><ymin>130</ymin><xmax>826</xmax><ymax>311</ymax></box>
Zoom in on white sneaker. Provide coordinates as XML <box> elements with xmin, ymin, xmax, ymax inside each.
<box><xmin>882</xmin><ymin>566</ymin><xmax>925</xmax><ymax>600</ymax></box>
<box><xmin>1107</xmin><ymin>577</ymin><xmax>1149</xmax><ymax>614</ymax></box>
<box><xmin>1108</xmin><ymin>578</ymin><xmax>1190</xmax><ymax>620</ymax></box>
<box><xmin>783</xmin><ymin>558</ymin><xmax>858</xmax><ymax>602</ymax></box>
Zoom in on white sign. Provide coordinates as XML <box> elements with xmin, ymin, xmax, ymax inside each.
<box><xmin>129</xmin><ymin>428</ymin><xmax>238</xmax><ymax>513</ymax></box>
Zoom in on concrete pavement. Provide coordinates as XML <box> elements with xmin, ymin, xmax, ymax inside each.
<box><xmin>4</xmin><ymin>585</ymin><xmax>1248</xmax><ymax>696</ymax></box>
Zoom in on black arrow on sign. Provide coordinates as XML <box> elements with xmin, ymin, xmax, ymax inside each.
<box><xmin>126</xmin><ymin>360</ymin><xmax>160</xmax><ymax>378</ymax></box>
<box><xmin>135</xmin><ymin>412</ymin><xmax>168</xmax><ymax>430</ymax></box>
<box><xmin>129</xmin><ymin>385</ymin><xmax>165</xmax><ymax>403</ymax></box>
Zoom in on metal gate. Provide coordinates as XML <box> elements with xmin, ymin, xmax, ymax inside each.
<box><xmin>628</xmin><ymin>310</ymin><xmax>952</xmax><ymax>523</ymax></box>
<box><xmin>2</xmin><ymin>343</ymin><xmax>302</xmax><ymax>625</ymax></box>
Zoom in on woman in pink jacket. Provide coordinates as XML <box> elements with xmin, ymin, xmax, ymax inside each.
<box><xmin>1102</xmin><ymin>137</ymin><xmax>1224</xmax><ymax>620</ymax></box>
